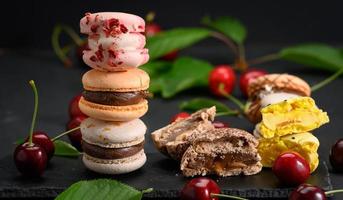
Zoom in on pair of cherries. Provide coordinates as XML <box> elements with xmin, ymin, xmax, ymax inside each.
<box><xmin>14</xmin><ymin>81</ymin><xmax>82</xmax><ymax>177</ymax></box>
<box><xmin>14</xmin><ymin>81</ymin><xmax>53</xmax><ymax>177</ymax></box>
<box><xmin>181</xmin><ymin>177</ymin><xmax>342</xmax><ymax>200</ymax></box>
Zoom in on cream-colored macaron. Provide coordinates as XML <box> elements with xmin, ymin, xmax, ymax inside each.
<box><xmin>83</xmin><ymin>150</ymin><xmax>146</xmax><ymax>174</ymax></box>
<box><xmin>81</xmin><ymin>117</ymin><xmax>146</xmax><ymax>148</ymax></box>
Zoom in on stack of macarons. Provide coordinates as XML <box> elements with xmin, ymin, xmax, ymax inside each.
<box><xmin>78</xmin><ymin>12</ymin><xmax>150</xmax><ymax>174</ymax></box>
<box><xmin>245</xmin><ymin>74</ymin><xmax>329</xmax><ymax>172</ymax></box>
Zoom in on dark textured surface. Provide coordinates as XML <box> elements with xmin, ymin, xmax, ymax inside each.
<box><xmin>0</xmin><ymin>46</ymin><xmax>343</xmax><ymax>199</ymax></box>
<box><xmin>0</xmin><ymin>154</ymin><xmax>332</xmax><ymax>199</ymax></box>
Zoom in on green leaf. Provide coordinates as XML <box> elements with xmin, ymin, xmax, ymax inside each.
<box><xmin>54</xmin><ymin>140</ymin><xmax>80</xmax><ymax>157</ymax></box>
<box><xmin>140</xmin><ymin>61</ymin><xmax>171</xmax><ymax>78</ymax></box>
<box><xmin>202</xmin><ymin>16</ymin><xmax>247</xmax><ymax>44</ymax></box>
<box><xmin>146</xmin><ymin>28</ymin><xmax>211</xmax><ymax>60</ymax></box>
<box><xmin>15</xmin><ymin>138</ymin><xmax>25</xmax><ymax>145</ymax></box>
<box><xmin>140</xmin><ymin>61</ymin><xmax>172</xmax><ymax>93</ymax></box>
<box><xmin>159</xmin><ymin>57</ymin><xmax>213</xmax><ymax>98</ymax></box>
<box><xmin>149</xmin><ymin>78</ymin><xmax>163</xmax><ymax>93</ymax></box>
<box><xmin>55</xmin><ymin>179</ymin><xmax>143</xmax><ymax>200</ymax></box>
<box><xmin>279</xmin><ymin>43</ymin><xmax>343</xmax><ymax>72</ymax></box>
<box><xmin>180</xmin><ymin>98</ymin><xmax>238</xmax><ymax>116</ymax></box>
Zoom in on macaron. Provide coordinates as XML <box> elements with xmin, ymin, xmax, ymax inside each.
<box><xmin>180</xmin><ymin>128</ymin><xmax>262</xmax><ymax>177</ymax></box>
<box><xmin>80</xmin><ymin>12</ymin><xmax>145</xmax><ymax>35</ymax></box>
<box><xmin>83</xmin><ymin>150</ymin><xmax>146</xmax><ymax>174</ymax></box>
<box><xmin>256</xmin><ymin>131</ymin><xmax>320</xmax><ymax>172</ymax></box>
<box><xmin>245</xmin><ymin>74</ymin><xmax>311</xmax><ymax>123</ymax></box>
<box><xmin>247</xmin><ymin>73</ymin><xmax>311</xmax><ymax>99</ymax></box>
<box><xmin>82</xmin><ymin>47</ymin><xmax>149</xmax><ymax>72</ymax></box>
<box><xmin>79</xmin><ymin>68</ymin><xmax>149</xmax><ymax>121</ymax></box>
<box><xmin>258</xmin><ymin>96</ymin><xmax>329</xmax><ymax>138</ymax></box>
<box><xmin>81</xmin><ymin>117</ymin><xmax>147</xmax><ymax>148</ymax></box>
<box><xmin>81</xmin><ymin>117</ymin><xmax>147</xmax><ymax>174</ymax></box>
<box><xmin>80</xmin><ymin>12</ymin><xmax>148</xmax><ymax>72</ymax></box>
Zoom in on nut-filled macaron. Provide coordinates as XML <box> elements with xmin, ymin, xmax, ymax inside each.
<box><xmin>81</xmin><ymin>117</ymin><xmax>147</xmax><ymax>174</ymax></box>
<box><xmin>79</xmin><ymin>68</ymin><xmax>149</xmax><ymax>121</ymax></box>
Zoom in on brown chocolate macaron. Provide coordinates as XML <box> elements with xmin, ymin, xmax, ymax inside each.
<box><xmin>79</xmin><ymin>68</ymin><xmax>150</xmax><ymax>121</ymax></box>
<box><xmin>180</xmin><ymin>128</ymin><xmax>262</xmax><ymax>177</ymax></box>
<box><xmin>151</xmin><ymin>107</ymin><xmax>216</xmax><ymax>160</ymax></box>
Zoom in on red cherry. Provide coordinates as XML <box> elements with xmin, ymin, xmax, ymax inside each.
<box><xmin>14</xmin><ymin>80</ymin><xmax>48</xmax><ymax>177</ymax></box>
<box><xmin>289</xmin><ymin>184</ymin><xmax>327</xmax><ymax>200</ymax></box>
<box><xmin>66</xmin><ymin>115</ymin><xmax>87</xmax><ymax>151</ymax></box>
<box><xmin>239</xmin><ymin>69</ymin><xmax>267</xmax><ymax>97</ymax></box>
<box><xmin>161</xmin><ymin>50</ymin><xmax>178</xmax><ymax>61</ymax></box>
<box><xmin>330</xmin><ymin>138</ymin><xmax>343</xmax><ymax>172</ymax></box>
<box><xmin>14</xmin><ymin>142</ymin><xmax>47</xmax><ymax>177</ymax></box>
<box><xmin>209</xmin><ymin>65</ymin><xmax>236</xmax><ymax>96</ymax></box>
<box><xmin>69</xmin><ymin>94</ymin><xmax>87</xmax><ymax>118</ymax></box>
<box><xmin>273</xmin><ymin>152</ymin><xmax>310</xmax><ymax>186</ymax></box>
<box><xmin>25</xmin><ymin>131</ymin><xmax>54</xmax><ymax>160</ymax></box>
<box><xmin>180</xmin><ymin>177</ymin><xmax>221</xmax><ymax>200</ymax></box>
<box><xmin>170</xmin><ymin>112</ymin><xmax>190</xmax><ymax>123</ymax></box>
<box><xmin>145</xmin><ymin>23</ymin><xmax>162</xmax><ymax>37</ymax></box>
<box><xmin>212</xmin><ymin>121</ymin><xmax>229</xmax><ymax>128</ymax></box>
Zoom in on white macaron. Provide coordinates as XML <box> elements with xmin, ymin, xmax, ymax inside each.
<box><xmin>81</xmin><ymin>117</ymin><xmax>147</xmax><ymax>148</ymax></box>
<box><xmin>83</xmin><ymin>150</ymin><xmax>146</xmax><ymax>174</ymax></box>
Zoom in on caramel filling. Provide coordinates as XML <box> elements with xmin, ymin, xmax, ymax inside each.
<box><xmin>191</xmin><ymin>153</ymin><xmax>258</xmax><ymax>174</ymax></box>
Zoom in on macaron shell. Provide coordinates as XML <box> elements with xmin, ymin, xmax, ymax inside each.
<box><xmin>83</xmin><ymin>150</ymin><xmax>146</xmax><ymax>174</ymax></box>
<box><xmin>81</xmin><ymin>117</ymin><xmax>147</xmax><ymax>148</ymax></box>
<box><xmin>88</xmin><ymin>32</ymin><xmax>146</xmax><ymax>50</ymax></box>
<box><xmin>247</xmin><ymin>73</ymin><xmax>311</xmax><ymax>99</ymax></box>
<box><xmin>80</xmin><ymin>12</ymin><xmax>145</xmax><ymax>35</ymax></box>
<box><xmin>82</xmin><ymin>68</ymin><xmax>150</xmax><ymax>92</ymax></box>
<box><xmin>83</xmin><ymin>48</ymin><xmax>149</xmax><ymax>71</ymax></box>
<box><xmin>79</xmin><ymin>97</ymin><xmax>148</xmax><ymax>121</ymax></box>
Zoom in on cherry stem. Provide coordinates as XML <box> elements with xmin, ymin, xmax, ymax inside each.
<box><xmin>211</xmin><ymin>193</ymin><xmax>248</xmax><ymax>200</ymax></box>
<box><xmin>246</xmin><ymin>53</ymin><xmax>280</xmax><ymax>66</ymax></box>
<box><xmin>141</xmin><ymin>188</ymin><xmax>154</xmax><ymax>194</ymax></box>
<box><xmin>210</xmin><ymin>31</ymin><xmax>239</xmax><ymax>57</ymax></box>
<box><xmin>218</xmin><ymin>83</ymin><xmax>245</xmax><ymax>111</ymax></box>
<box><xmin>62</xmin><ymin>25</ymin><xmax>84</xmax><ymax>46</ymax></box>
<box><xmin>52</xmin><ymin>25</ymin><xmax>72</xmax><ymax>67</ymax></box>
<box><xmin>311</xmin><ymin>68</ymin><xmax>343</xmax><ymax>92</ymax></box>
<box><xmin>145</xmin><ymin>12</ymin><xmax>156</xmax><ymax>24</ymax></box>
<box><xmin>28</xmin><ymin>80</ymin><xmax>39</xmax><ymax>146</ymax></box>
<box><xmin>51</xmin><ymin>126</ymin><xmax>81</xmax><ymax>142</ymax></box>
<box><xmin>325</xmin><ymin>189</ymin><xmax>343</xmax><ymax>196</ymax></box>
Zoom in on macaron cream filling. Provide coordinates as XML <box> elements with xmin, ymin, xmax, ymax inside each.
<box><xmin>82</xmin><ymin>140</ymin><xmax>144</xmax><ymax>160</ymax></box>
<box><xmin>82</xmin><ymin>90</ymin><xmax>149</xmax><ymax>106</ymax></box>
<box><xmin>260</xmin><ymin>92</ymin><xmax>300</xmax><ymax>108</ymax></box>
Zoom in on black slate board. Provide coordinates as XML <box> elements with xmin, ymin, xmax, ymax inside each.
<box><xmin>0</xmin><ymin>153</ymin><xmax>332</xmax><ymax>199</ymax></box>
